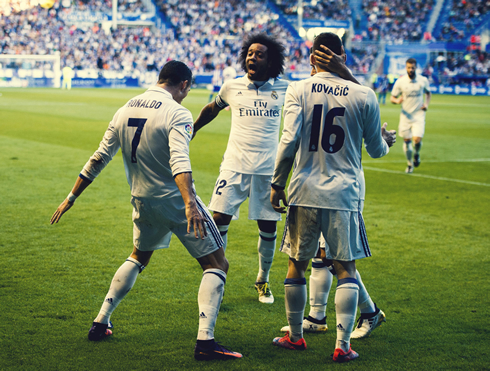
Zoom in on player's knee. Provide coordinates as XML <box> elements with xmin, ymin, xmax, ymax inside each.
<box><xmin>213</xmin><ymin>212</ymin><xmax>232</xmax><ymax>226</ymax></box>
<box><xmin>258</xmin><ymin>220</ymin><xmax>277</xmax><ymax>234</ymax></box>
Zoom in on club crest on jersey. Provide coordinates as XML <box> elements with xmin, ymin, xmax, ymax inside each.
<box><xmin>271</xmin><ymin>91</ymin><xmax>278</xmax><ymax>100</ymax></box>
<box><xmin>184</xmin><ymin>124</ymin><xmax>193</xmax><ymax>136</ymax></box>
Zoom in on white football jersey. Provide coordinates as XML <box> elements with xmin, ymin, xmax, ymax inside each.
<box><xmin>215</xmin><ymin>75</ymin><xmax>290</xmax><ymax>175</ymax></box>
<box><xmin>81</xmin><ymin>87</ymin><xmax>194</xmax><ymax>200</ymax></box>
<box><xmin>391</xmin><ymin>74</ymin><xmax>430</xmax><ymax>117</ymax></box>
<box><xmin>272</xmin><ymin>72</ymin><xmax>389</xmax><ymax>211</ymax></box>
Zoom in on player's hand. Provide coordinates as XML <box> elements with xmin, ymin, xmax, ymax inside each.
<box><xmin>271</xmin><ymin>188</ymin><xmax>288</xmax><ymax>214</ymax></box>
<box><xmin>314</xmin><ymin>45</ymin><xmax>345</xmax><ymax>74</ymax></box>
<box><xmin>421</xmin><ymin>104</ymin><xmax>428</xmax><ymax>111</ymax></box>
<box><xmin>185</xmin><ymin>202</ymin><xmax>207</xmax><ymax>239</ymax></box>
<box><xmin>50</xmin><ymin>199</ymin><xmax>74</xmax><ymax>224</ymax></box>
<box><xmin>381</xmin><ymin>122</ymin><xmax>397</xmax><ymax>147</ymax></box>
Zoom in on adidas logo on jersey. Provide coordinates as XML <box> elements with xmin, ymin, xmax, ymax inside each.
<box><xmin>236</xmin><ymin>92</ymin><xmax>243</xmax><ymax>96</ymax></box>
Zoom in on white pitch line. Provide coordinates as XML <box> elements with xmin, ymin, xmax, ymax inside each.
<box><xmin>362</xmin><ymin>158</ymin><xmax>490</xmax><ymax>164</ymax></box>
<box><xmin>362</xmin><ymin>166</ymin><xmax>490</xmax><ymax>187</ymax></box>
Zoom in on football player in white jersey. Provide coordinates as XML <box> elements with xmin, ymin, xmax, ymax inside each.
<box><xmin>50</xmin><ymin>61</ymin><xmax>242</xmax><ymax>361</ymax></box>
<box><xmin>391</xmin><ymin>58</ymin><xmax>431</xmax><ymax>173</ymax></box>
<box><xmin>279</xmin><ymin>63</ymin><xmax>386</xmax><ymax>339</ymax></box>
<box><xmin>192</xmin><ymin>33</ymin><xmax>290</xmax><ymax>304</ymax></box>
<box><xmin>270</xmin><ymin>33</ymin><xmax>396</xmax><ymax>362</ymax></box>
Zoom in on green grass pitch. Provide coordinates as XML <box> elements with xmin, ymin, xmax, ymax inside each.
<box><xmin>0</xmin><ymin>87</ymin><xmax>489</xmax><ymax>370</ymax></box>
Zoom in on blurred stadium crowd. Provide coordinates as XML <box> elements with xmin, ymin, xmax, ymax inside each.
<box><xmin>1</xmin><ymin>0</ymin><xmax>489</xmax><ymax>86</ymax></box>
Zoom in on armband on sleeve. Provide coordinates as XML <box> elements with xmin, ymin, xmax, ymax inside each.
<box><xmin>271</xmin><ymin>183</ymin><xmax>285</xmax><ymax>191</ymax></box>
<box><xmin>215</xmin><ymin>95</ymin><xmax>229</xmax><ymax>109</ymax></box>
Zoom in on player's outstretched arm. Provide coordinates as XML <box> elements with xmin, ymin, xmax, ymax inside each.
<box><xmin>50</xmin><ymin>176</ymin><xmax>92</xmax><ymax>224</ymax></box>
<box><xmin>174</xmin><ymin>172</ymin><xmax>207</xmax><ymax>239</ymax></box>
<box><xmin>381</xmin><ymin>122</ymin><xmax>397</xmax><ymax>147</ymax></box>
<box><xmin>192</xmin><ymin>101</ymin><xmax>223</xmax><ymax>139</ymax></box>
<box><xmin>314</xmin><ymin>45</ymin><xmax>360</xmax><ymax>85</ymax></box>
<box><xmin>270</xmin><ymin>187</ymin><xmax>288</xmax><ymax>214</ymax></box>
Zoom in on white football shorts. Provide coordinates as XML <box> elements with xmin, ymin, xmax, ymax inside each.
<box><xmin>398</xmin><ymin>110</ymin><xmax>426</xmax><ymax>139</ymax></box>
<box><xmin>208</xmin><ymin>170</ymin><xmax>281</xmax><ymax>221</ymax></box>
<box><xmin>131</xmin><ymin>195</ymin><xmax>223</xmax><ymax>259</ymax></box>
<box><xmin>281</xmin><ymin>206</ymin><xmax>371</xmax><ymax>262</ymax></box>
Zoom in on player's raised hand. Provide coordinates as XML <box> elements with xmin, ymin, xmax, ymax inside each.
<box><xmin>50</xmin><ymin>199</ymin><xmax>74</xmax><ymax>224</ymax></box>
<box><xmin>381</xmin><ymin>122</ymin><xmax>397</xmax><ymax>147</ymax></box>
<box><xmin>271</xmin><ymin>188</ymin><xmax>288</xmax><ymax>214</ymax></box>
<box><xmin>185</xmin><ymin>202</ymin><xmax>208</xmax><ymax>239</ymax></box>
<box><xmin>314</xmin><ymin>45</ymin><xmax>345</xmax><ymax>74</ymax></box>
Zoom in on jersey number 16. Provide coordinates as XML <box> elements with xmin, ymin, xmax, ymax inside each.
<box><xmin>308</xmin><ymin>105</ymin><xmax>345</xmax><ymax>154</ymax></box>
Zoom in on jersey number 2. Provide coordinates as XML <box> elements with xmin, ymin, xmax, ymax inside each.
<box><xmin>308</xmin><ymin>105</ymin><xmax>345</xmax><ymax>154</ymax></box>
<box><xmin>128</xmin><ymin>118</ymin><xmax>147</xmax><ymax>163</ymax></box>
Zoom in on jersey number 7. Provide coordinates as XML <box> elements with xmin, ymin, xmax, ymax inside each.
<box><xmin>128</xmin><ymin>118</ymin><xmax>147</xmax><ymax>163</ymax></box>
<box><xmin>308</xmin><ymin>105</ymin><xmax>345</xmax><ymax>154</ymax></box>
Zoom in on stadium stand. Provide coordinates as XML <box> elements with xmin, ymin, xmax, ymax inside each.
<box><xmin>432</xmin><ymin>0</ymin><xmax>490</xmax><ymax>41</ymax></box>
<box><xmin>274</xmin><ymin>0</ymin><xmax>352</xmax><ymax>21</ymax></box>
<box><xmin>361</xmin><ymin>0</ymin><xmax>435</xmax><ymax>42</ymax></box>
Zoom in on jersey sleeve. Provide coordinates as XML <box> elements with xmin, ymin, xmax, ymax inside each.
<box><xmin>169</xmin><ymin>108</ymin><xmax>194</xmax><ymax>177</ymax></box>
<box><xmin>80</xmin><ymin>110</ymin><xmax>121</xmax><ymax>182</ymax></box>
<box><xmin>362</xmin><ymin>89</ymin><xmax>389</xmax><ymax>159</ymax></box>
<box><xmin>215</xmin><ymin>81</ymin><xmax>230</xmax><ymax>109</ymax></box>
<box><xmin>391</xmin><ymin>79</ymin><xmax>401</xmax><ymax>97</ymax></box>
<box><xmin>272</xmin><ymin>83</ymin><xmax>302</xmax><ymax>188</ymax></box>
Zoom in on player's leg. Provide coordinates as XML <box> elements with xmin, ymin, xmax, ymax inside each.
<box><xmin>308</xmin><ymin>248</ymin><xmax>332</xmax><ymax>323</ymax></box>
<box><xmin>351</xmin><ymin>270</ymin><xmax>386</xmax><ymax>339</ymax></box>
<box><xmin>89</xmin><ymin>246</ymin><xmax>152</xmax><ymax>341</ymax></box>
<box><xmin>332</xmin><ymin>259</ymin><xmax>360</xmax><ymax>362</ymax></box>
<box><xmin>251</xmin><ymin>175</ymin><xmax>281</xmax><ymax>303</ymax></box>
<box><xmin>255</xmin><ymin>219</ymin><xmax>277</xmax><ymax>304</ymax></box>
<box><xmin>280</xmin><ymin>247</ymin><xmax>332</xmax><ymax>333</ymax></box>
<box><xmin>212</xmin><ymin>212</ymin><xmax>233</xmax><ymax>252</ymax></box>
<box><xmin>412</xmin><ymin>112</ymin><xmax>426</xmax><ymax>168</ymax></box>
<box><xmin>176</xmin><ymin>197</ymin><xmax>242</xmax><ymax>360</ymax></box>
<box><xmin>403</xmin><ymin>139</ymin><xmax>414</xmax><ymax>173</ymax></box>
<box><xmin>399</xmin><ymin>118</ymin><xmax>414</xmax><ymax>173</ymax></box>
<box><xmin>273</xmin><ymin>206</ymin><xmax>320</xmax><ymax>350</ymax></box>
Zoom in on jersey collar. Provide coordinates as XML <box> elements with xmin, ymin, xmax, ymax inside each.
<box><xmin>147</xmin><ymin>86</ymin><xmax>173</xmax><ymax>98</ymax></box>
<box><xmin>313</xmin><ymin>71</ymin><xmax>340</xmax><ymax>78</ymax></box>
<box><xmin>242</xmin><ymin>75</ymin><xmax>276</xmax><ymax>88</ymax></box>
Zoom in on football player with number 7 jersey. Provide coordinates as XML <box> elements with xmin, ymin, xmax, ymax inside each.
<box><xmin>270</xmin><ymin>32</ymin><xmax>396</xmax><ymax>363</ymax></box>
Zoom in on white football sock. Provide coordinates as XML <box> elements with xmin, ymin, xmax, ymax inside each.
<box><xmin>217</xmin><ymin>225</ymin><xmax>229</xmax><ymax>252</ymax></box>
<box><xmin>285</xmin><ymin>278</ymin><xmax>307</xmax><ymax>342</ymax></box>
<box><xmin>335</xmin><ymin>278</ymin><xmax>359</xmax><ymax>352</ymax></box>
<box><xmin>356</xmin><ymin>270</ymin><xmax>376</xmax><ymax>313</ymax></box>
<box><xmin>308</xmin><ymin>259</ymin><xmax>333</xmax><ymax>320</ymax></box>
<box><xmin>403</xmin><ymin>141</ymin><xmax>413</xmax><ymax>165</ymax></box>
<box><xmin>95</xmin><ymin>257</ymin><xmax>144</xmax><ymax>324</ymax></box>
<box><xmin>256</xmin><ymin>230</ymin><xmax>276</xmax><ymax>283</ymax></box>
<box><xmin>197</xmin><ymin>268</ymin><xmax>226</xmax><ymax>341</ymax></box>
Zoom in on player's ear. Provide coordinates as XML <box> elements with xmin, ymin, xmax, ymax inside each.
<box><xmin>341</xmin><ymin>46</ymin><xmax>347</xmax><ymax>63</ymax></box>
<box><xmin>310</xmin><ymin>53</ymin><xmax>316</xmax><ymax>66</ymax></box>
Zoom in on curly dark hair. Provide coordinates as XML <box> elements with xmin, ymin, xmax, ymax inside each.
<box><xmin>238</xmin><ymin>33</ymin><xmax>286</xmax><ymax>79</ymax></box>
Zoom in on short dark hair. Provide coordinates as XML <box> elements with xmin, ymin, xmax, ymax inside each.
<box><xmin>158</xmin><ymin>60</ymin><xmax>192</xmax><ymax>86</ymax></box>
<box><xmin>312</xmin><ymin>32</ymin><xmax>343</xmax><ymax>56</ymax></box>
<box><xmin>238</xmin><ymin>33</ymin><xmax>286</xmax><ymax>79</ymax></box>
<box><xmin>406</xmin><ymin>58</ymin><xmax>417</xmax><ymax>66</ymax></box>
